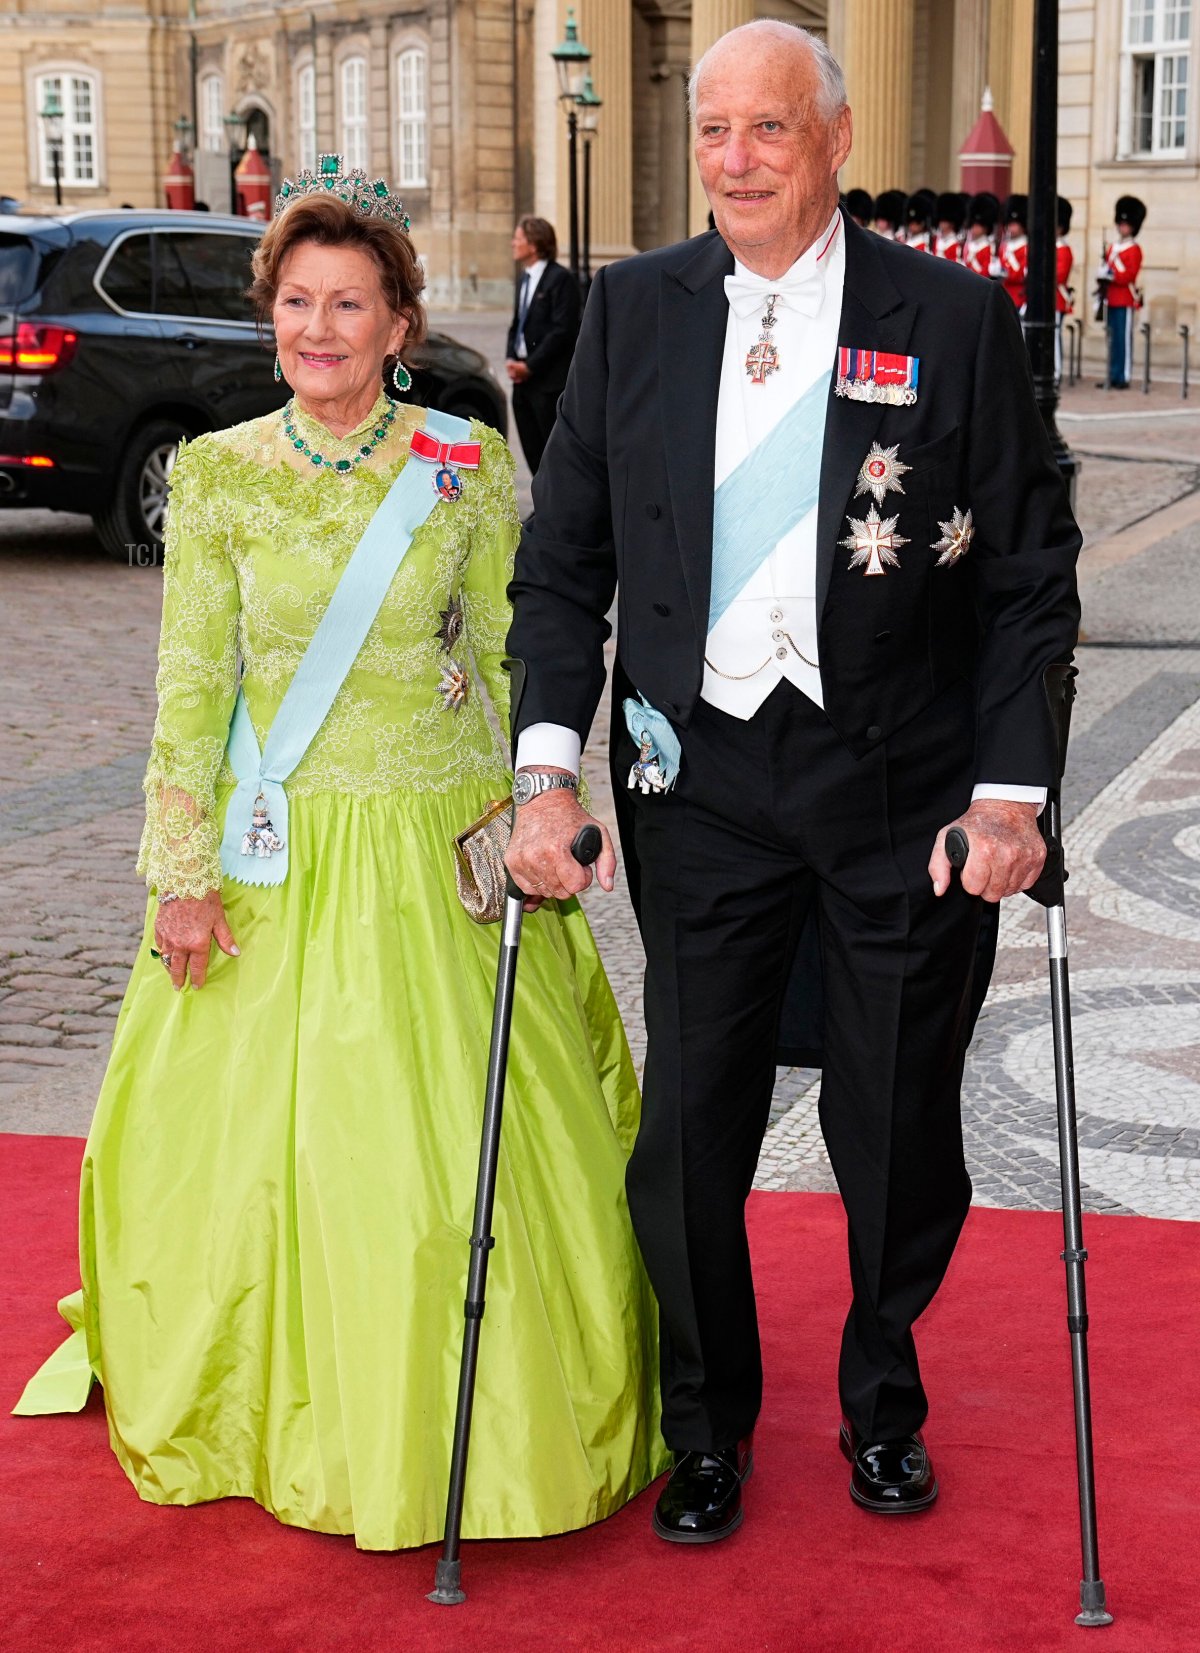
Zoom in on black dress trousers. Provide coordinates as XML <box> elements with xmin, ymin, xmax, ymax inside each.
<box><xmin>618</xmin><ymin>677</ymin><xmax>983</xmax><ymax>1453</ymax></box>
<box><xmin>512</xmin><ymin>382</ymin><xmax>561</xmax><ymax>476</ymax></box>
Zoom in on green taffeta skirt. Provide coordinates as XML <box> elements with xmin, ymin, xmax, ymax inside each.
<box><xmin>16</xmin><ymin>786</ymin><xmax>668</xmax><ymax>1550</ymax></box>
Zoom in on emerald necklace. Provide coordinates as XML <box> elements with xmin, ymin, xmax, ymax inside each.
<box><xmin>282</xmin><ymin>396</ymin><xmax>398</xmax><ymax>474</ymax></box>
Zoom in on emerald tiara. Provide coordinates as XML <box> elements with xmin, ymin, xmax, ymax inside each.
<box><xmin>274</xmin><ymin>153</ymin><xmax>411</xmax><ymax>231</ymax></box>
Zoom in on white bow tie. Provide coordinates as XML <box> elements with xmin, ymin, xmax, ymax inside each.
<box><xmin>724</xmin><ymin>266</ymin><xmax>826</xmax><ymax>320</ymax></box>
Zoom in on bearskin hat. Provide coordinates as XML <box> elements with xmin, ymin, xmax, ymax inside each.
<box><xmin>905</xmin><ymin>188</ymin><xmax>937</xmax><ymax>230</ymax></box>
<box><xmin>843</xmin><ymin>187</ymin><xmax>875</xmax><ymax>225</ymax></box>
<box><xmin>935</xmin><ymin>191</ymin><xmax>966</xmax><ymax>231</ymax></box>
<box><xmin>1057</xmin><ymin>195</ymin><xmax>1073</xmax><ymax>234</ymax></box>
<box><xmin>1115</xmin><ymin>195</ymin><xmax>1146</xmax><ymax>234</ymax></box>
<box><xmin>873</xmin><ymin>189</ymin><xmax>907</xmax><ymax>232</ymax></box>
<box><xmin>1004</xmin><ymin>193</ymin><xmax>1028</xmax><ymax>227</ymax></box>
<box><xmin>968</xmin><ymin>192</ymin><xmax>999</xmax><ymax>234</ymax></box>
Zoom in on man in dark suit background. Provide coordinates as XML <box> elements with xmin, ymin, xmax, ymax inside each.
<box><xmin>505</xmin><ymin>21</ymin><xmax>1080</xmax><ymax>1546</ymax></box>
<box><xmin>505</xmin><ymin>216</ymin><xmax>582</xmax><ymax>474</ymax></box>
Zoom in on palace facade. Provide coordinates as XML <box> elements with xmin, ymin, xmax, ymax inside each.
<box><xmin>1</xmin><ymin>1</ymin><xmax>1194</xmax><ymax>341</ymax></box>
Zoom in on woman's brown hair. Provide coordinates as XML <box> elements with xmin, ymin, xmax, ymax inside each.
<box><xmin>249</xmin><ymin>193</ymin><xmax>427</xmax><ymax>353</ymax></box>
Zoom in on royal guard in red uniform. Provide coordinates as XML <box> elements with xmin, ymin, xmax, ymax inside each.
<box><xmin>1055</xmin><ymin>195</ymin><xmax>1074</xmax><ymax>384</ymax></box>
<box><xmin>1096</xmin><ymin>194</ymin><xmax>1145</xmax><ymax>389</ymax></box>
<box><xmin>903</xmin><ymin>188</ymin><xmax>937</xmax><ymax>254</ymax></box>
<box><xmin>843</xmin><ymin>188</ymin><xmax>874</xmax><ymax>229</ymax></box>
<box><xmin>871</xmin><ymin>189</ymin><xmax>907</xmax><ymax>241</ymax></box>
<box><xmin>1000</xmin><ymin>194</ymin><xmax>1029</xmax><ymax>312</ymax></box>
<box><xmin>934</xmin><ymin>191</ymin><xmax>966</xmax><ymax>261</ymax></box>
<box><xmin>963</xmin><ymin>193</ymin><xmax>999</xmax><ymax>278</ymax></box>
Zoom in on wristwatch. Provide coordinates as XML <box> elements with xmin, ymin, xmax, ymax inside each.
<box><xmin>512</xmin><ymin>769</ymin><xmax>579</xmax><ymax>807</ymax></box>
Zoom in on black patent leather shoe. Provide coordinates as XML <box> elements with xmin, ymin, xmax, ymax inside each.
<box><xmin>652</xmin><ymin>1436</ymin><xmax>754</xmax><ymax>1544</ymax></box>
<box><xmin>839</xmin><ymin>1420</ymin><xmax>938</xmax><ymax>1514</ymax></box>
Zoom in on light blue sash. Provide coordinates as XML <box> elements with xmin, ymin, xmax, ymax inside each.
<box><xmin>708</xmin><ymin>370</ymin><xmax>831</xmax><ymax>632</ymax></box>
<box><xmin>219</xmin><ymin>408</ymin><xmax>472</xmax><ymax>887</ymax></box>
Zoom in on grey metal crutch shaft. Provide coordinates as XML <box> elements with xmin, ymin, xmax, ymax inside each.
<box><xmin>947</xmin><ymin>692</ymin><xmax>1112</xmax><ymax>1626</ymax></box>
<box><xmin>429</xmin><ymin>821</ymin><xmax>604</xmax><ymax>1607</ymax></box>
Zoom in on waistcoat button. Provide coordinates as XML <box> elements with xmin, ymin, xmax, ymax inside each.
<box><xmin>866</xmin><ymin>724</ymin><xmax>882</xmax><ymax>741</ymax></box>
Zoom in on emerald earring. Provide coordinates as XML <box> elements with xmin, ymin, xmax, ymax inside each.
<box><xmin>392</xmin><ymin>359</ymin><xmax>412</xmax><ymax>394</ymax></box>
<box><xmin>274</xmin><ymin>352</ymin><xmax>283</xmax><ymax>383</ymax></box>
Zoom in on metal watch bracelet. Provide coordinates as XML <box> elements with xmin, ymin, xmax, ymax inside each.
<box><xmin>512</xmin><ymin>769</ymin><xmax>579</xmax><ymax>807</ymax></box>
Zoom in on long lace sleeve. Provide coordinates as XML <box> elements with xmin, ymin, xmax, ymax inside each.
<box><xmin>461</xmin><ymin>423</ymin><xmax>520</xmax><ymax>747</ymax></box>
<box><xmin>136</xmin><ymin>437</ymin><xmax>241</xmax><ymax>898</ymax></box>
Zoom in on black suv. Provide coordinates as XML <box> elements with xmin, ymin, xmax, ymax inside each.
<box><xmin>0</xmin><ymin>210</ymin><xmax>508</xmax><ymax>560</ymax></box>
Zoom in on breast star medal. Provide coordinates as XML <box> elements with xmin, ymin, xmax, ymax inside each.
<box><xmin>435</xmin><ymin>595</ymin><xmax>464</xmax><ymax>652</ymax></box>
<box><xmin>840</xmin><ymin>507</ymin><xmax>909</xmax><ymax>576</ymax></box>
<box><xmin>933</xmin><ymin>507</ymin><xmax>974</xmax><ymax>566</ymax></box>
<box><xmin>855</xmin><ymin>442</ymin><xmax>911</xmax><ymax>507</ymax></box>
<box><xmin>437</xmin><ymin>661</ymin><xmax>470</xmax><ymax>711</ymax></box>
<box><xmin>745</xmin><ymin>293</ymin><xmax>781</xmax><ymax>384</ymax></box>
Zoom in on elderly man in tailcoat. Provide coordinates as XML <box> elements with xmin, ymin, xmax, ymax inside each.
<box><xmin>505</xmin><ymin>21</ymin><xmax>1081</xmax><ymax>1543</ymax></box>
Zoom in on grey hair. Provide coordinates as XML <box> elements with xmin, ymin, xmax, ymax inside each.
<box><xmin>687</xmin><ymin>21</ymin><xmax>848</xmax><ymax>123</ymax></box>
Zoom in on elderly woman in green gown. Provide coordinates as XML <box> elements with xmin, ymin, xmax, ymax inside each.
<box><xmin>17</xmin><ymin>164</ymin><xmax>667</xmax><ymax>1550</ymax></box>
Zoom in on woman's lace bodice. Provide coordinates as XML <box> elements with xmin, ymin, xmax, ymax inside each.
<box><xmin>138</xmin><ymin>393</ymin><xmax>518</xmax><ymax>898</ymax></box>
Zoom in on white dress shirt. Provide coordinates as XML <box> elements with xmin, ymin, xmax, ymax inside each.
<box><xmin>513</xmin><ymin>258</ymin><xmax>548</xmax><ymax>359</ymax></box>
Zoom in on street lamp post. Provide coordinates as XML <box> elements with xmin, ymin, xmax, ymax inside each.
<box><xmin>1023</xmin><ymin>0</ymin><xmax>1079</xmax><ymax>504</ymax></box>
<box><xmin>39</xmin><ymin>91</ymin><xmax>64</xmax><ymax>209</ymax></box>
<box><xmin>577</xmin><ymin>72</ymin><xmax>603</xmax><ymax>290</ymax></box>
<box><xmin>550</xmin><ymin>9</ymin><xmax>591</xmax><ymax>287</ymax></box>
<box><xmin>223</xmin><ymin>110</ymin><xmax>248</xmax><ymax>216</ymax></box>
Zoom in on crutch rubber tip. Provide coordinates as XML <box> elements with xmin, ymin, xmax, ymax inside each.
<box><xmin>428</xmin><ymin>1558</ymin><xmax>466</xmax><ymax>1607</ymax></box>
<box><xmin>1075</xmin><ymin>1579</ymin><xmax>1113</xmax><ymax>1628</ymax></box>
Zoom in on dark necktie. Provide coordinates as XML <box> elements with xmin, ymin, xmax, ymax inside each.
<box><xmin>516</xmin><ymin>272</ymin><xmax>531</xmax><ymax>352</ymax></box>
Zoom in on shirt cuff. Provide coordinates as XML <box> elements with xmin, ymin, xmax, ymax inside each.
<box><xmin>971</xmin><ymin>782</ymin><xmax>1048</xmax><ymax>811</ymax></box>
<box><xmin>514</xmin><ymin>723</ymin><xmax>581</xmax><ymax>776</ymax></box>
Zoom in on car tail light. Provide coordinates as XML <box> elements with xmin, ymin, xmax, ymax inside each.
<box><xmin>0</xmin><ymin>322</ymin><xmax>79</xmax><ymax>373</ymax></box>
<box><xmin>0</xmin><ymin>454</ymin><xmax>56</xmax><ymax>467</ymax></box>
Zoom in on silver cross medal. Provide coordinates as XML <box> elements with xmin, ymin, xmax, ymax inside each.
<box><xmin>745</xmin><ymin>294</ymin><xmax>781</xmax><ymax>384</ymax></box>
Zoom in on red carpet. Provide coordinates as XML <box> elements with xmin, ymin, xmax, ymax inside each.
<box><xmin>2</xmin><ymin>1132</ymin><xmax>1197</xmax><ymax>1653</ymax></box>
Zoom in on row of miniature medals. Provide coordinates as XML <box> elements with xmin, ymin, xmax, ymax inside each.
<box><xmin>240</xmin><ymin>401</ymin><xmax>472</xmax><ymax>862</ymax></box>
<box><xmin>745</xmin><ymin>290</ymin><xmax>974</xmax><ymax>577</ymax></box>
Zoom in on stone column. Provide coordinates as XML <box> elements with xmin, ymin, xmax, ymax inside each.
<box><xmin>952</xmin><ymin>0</ymin><xmax>989</xmax><ymax>185</ymax></box>
<box><xmin>572</xmin><ymin>0</ymin><xmax>635</xmax><ymax>258</ymax></box>
<box><xmin>836</xmin><ymin>0</ymin><xmax>916</xmax><ymax>194</ymax></box>
<box><xmin>1004</xmin><ymin>0</ymin><xmax>1034</xmax><ymax>191</ymax></box>
<box><xmin>368</xmin><ymin>18</ymin><xmax>389</xmax><ymax>178</ymax></box>
<box><xmin>687</xmin><ymin>0</ymin><xmax>755</xmax><ymax>233</ymax></box>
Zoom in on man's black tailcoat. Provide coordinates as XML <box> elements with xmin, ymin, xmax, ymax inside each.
<box><xmin>507</xmin><ymin>213</ymin><xmax>1081</xmax><ymax>1450</ymax></box>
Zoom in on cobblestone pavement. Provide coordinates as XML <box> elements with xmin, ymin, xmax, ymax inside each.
<box><xmin>1</xmin><ymin>321</ymin><xmax>1198</xmax><ymax>1226</ymax></box>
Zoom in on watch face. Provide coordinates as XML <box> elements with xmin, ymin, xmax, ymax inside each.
<box><xmin>513</xmin><ymin>772</ymin><xmax>535</xmax><ymax>805</ymax></box>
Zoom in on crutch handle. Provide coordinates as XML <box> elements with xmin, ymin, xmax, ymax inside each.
<box><xmin>943</xmin><ymin>820</ymin><xmax>1066</xmax><ymax>909</ymax></box>
<box><xmin>571</xmin><ymin>823</ymin><xmax>603</xmax><ymax>865</ymax></box>
<box><xmin>946</xmin><ymin>826</ymin><xmax>970</xmax><ymax>870</ymax></box>
<box><xmin>503</xmin><ymin>821</ymin><xmax>605</xmax><ymax>902</ymax></box>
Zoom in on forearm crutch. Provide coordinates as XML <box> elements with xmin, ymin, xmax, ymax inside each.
<box><xmin>947</xmin><ymin>664</ymin><xmax>1112</xmax><ymax>1630</ymax></box>
<box><xmin>429</xmin><ymin>822</ymin><xmax>603</xmax><ymax>1607</ymax></box>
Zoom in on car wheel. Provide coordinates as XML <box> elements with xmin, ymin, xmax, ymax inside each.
<box><xmin>94</xmin><ymin>418</ymin><xmax>190</xmax><ymax>565</ymax></box>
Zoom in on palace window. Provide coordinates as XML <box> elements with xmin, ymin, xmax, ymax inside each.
<box><xmin>200</xmin><ymin>72</ymin><xmax>225</xmax><ymax>153</ymax></box>
<box><xmin>35</xmin><ymin>71</ymin><xmax>99</xmax><ymax>188</ymax></box>
<box><xmin>396</xmin><ymin>48</ymin><xmax>428</xmax><ymax>189</ymax></box>
<box><xmin>297</xmin><ymin>62</ymin><xmax>316</xmax><ymax>171</ymax></box>
<box><xmin>340</xmin><ymin>56</ymin><xmax>368</xmax><ymax>170</ymax></box>
<box><xmin>1122</xmin><ymin>0</ymin><xmax>1192</xmax><ymax>155</ymax></box>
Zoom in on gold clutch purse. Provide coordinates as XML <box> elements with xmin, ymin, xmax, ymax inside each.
<box><xmin>453</xmin><ymin>797</ymin><xmax>513</xmax><ymax>924</ymax></box>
